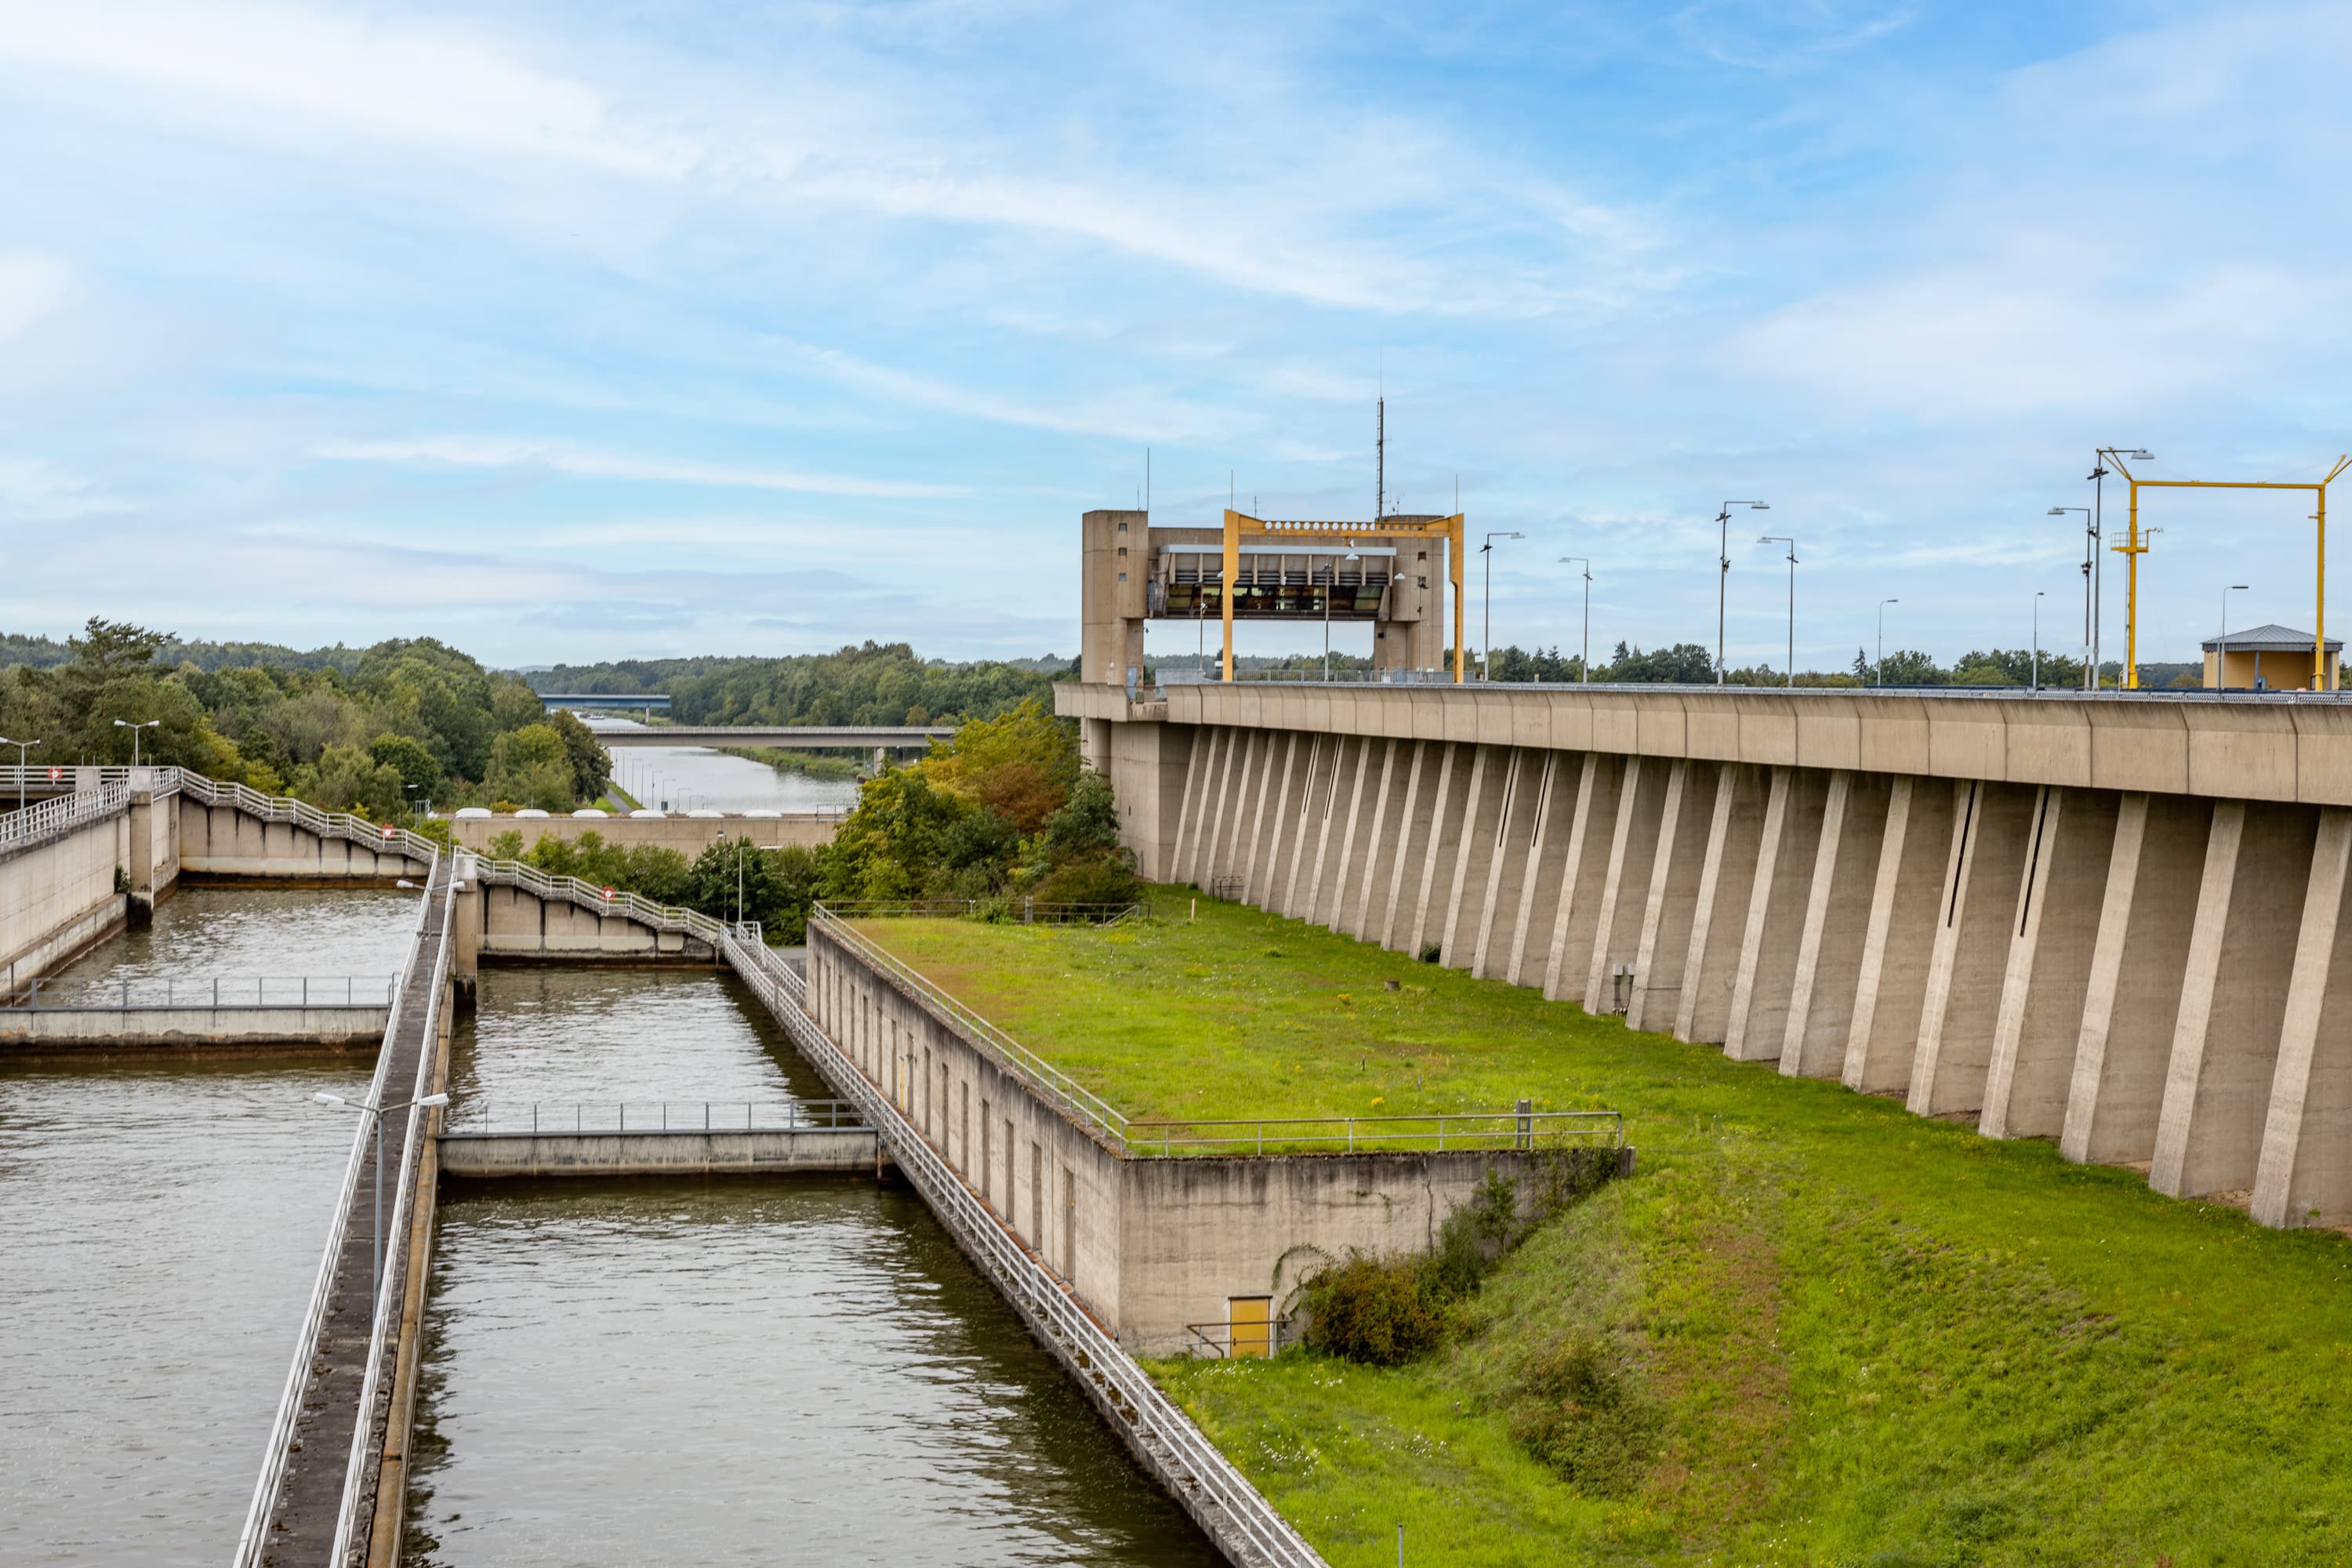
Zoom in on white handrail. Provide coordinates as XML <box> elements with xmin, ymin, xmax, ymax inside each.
<box><xmin>328</xmin><ymin>860</ymin><xmax>457</xmax><ymax>1563</ymax></box>
<box><xmin>720</xmin><ymin>931</ymin><xmax>1327</xmax><ymax>1568</ymax></box>
<box><xmin>0</xmin><ymin>783</ymin><xmax>129</xmax><ymax>852</ymax></box>
<box><xmin>179</xmin><ymin>771</ymin><xmax>440</xmax><ymax>865</ymax></box>
<box><xmin>232</xmin><ymin>860</ymin><xmax>437</xmax><ymax>1568</ymax></box>
<box><xmin>465</xmin><ymin>855</ymin><xmax>728</xmax><ymax>942</ymax></box>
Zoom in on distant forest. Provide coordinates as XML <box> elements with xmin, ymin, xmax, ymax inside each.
<box><xmin>530</xmin><ymin>642</ymin><xmax>1073</xmax><ymax>726</ymax></box>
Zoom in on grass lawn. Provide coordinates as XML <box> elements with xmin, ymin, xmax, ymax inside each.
<box><xmin>859</xmin><ymin>890</ymin><xmax>2352</xmax><ymax>1566</ymax></box>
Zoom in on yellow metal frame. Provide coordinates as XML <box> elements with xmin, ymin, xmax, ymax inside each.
<box><xmin>2106</xmin><ymin>452</ymin><xmax>2352</xmax><ymax>690</ymax></box>
<box><xmin>1219</xmin><ymin>510</ymin><xmax>1467</xmax><ymax>683</ymax></box>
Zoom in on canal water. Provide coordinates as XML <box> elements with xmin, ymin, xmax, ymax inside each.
<box><xmin>586</xmin><ymin>720</ymin><xmax>864</xmax><ymax>815</ymax></box>
<box><xmin>411</xmin><ymin>968</ymin><xmax>1219</xmax><ymax>1566</ymax></box>
<box><xmin>0</xmin><ymin>888</ymin><xmax>417</xmax><ymax>1566</ymax></box>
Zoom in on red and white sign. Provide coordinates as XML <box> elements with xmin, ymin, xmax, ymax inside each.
<box><xmin>380</xmin><ymin>825</ymin><xmax>397</xmax><ymax>840</ymax></box>
<box><xmin>601</xmin><ymin>887</ymin><xmax>616</xmax><ymax>902</ymax></box>
<box><xmin>47</xmin><ymin>767</ymin><xmax>63</xmax><ymax>781</ymax></box>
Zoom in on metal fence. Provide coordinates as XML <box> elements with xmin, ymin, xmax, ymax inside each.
<box><xmin>1185</xmin><ymin>1316</ymin><xmax>1298</xmax><ymax>1359</ymax></box>
<box><xmin>0</xmin><ymin>782</ymin><xmax>128</xmax><ymax>853</ymax></box>
<box><xmin>180</xmin><ymin>771</ymin><xmax>442</xmax><ymax>864</ymax></box>
<box><xmin>819</xmin><ymin>898</ymin><xmax>1145</xmax><ymax>927</ymax></box>
<box><xmin>719</xmin><ymin>928</ymin><xmax>1328</xmax><ymax>1568</ymax></box>
<box><xmin>463</xmin><ymin>855</ymin><xmax>731</xmax><ymax>942</ymax></box>
<box><xmin>442</xmin><ymin>1099</ymin><xmax>867</xmax><ymax>1135</ymax></box>
<box><xmin>1124</xmin><ymin>1109</ymin><xmax>1624</xmax><ymax>1156</ymax></box>
<box><xmin>2</xmin><ymin>975</ymin><xmax>394</xmax><ymax>1011</ymax></box>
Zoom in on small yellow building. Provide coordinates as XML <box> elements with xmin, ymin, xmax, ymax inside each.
<box><xmin>2201</xmin><ymin>624</ymin><xmax>2341</xmax><ymax>691</ymax></box>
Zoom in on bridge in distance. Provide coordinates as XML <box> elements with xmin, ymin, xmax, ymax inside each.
<box><xmin>591</xmin><ymin>724</ymin><xmax>953</xmax><ymax>751</ymax></box>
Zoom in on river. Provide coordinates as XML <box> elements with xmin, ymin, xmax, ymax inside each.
<box><xmin>585</xmin><ymin>720</ymin><xmax>864</xmax><ymax>815</ymax></box>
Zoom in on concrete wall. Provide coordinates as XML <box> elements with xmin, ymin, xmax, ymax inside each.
<box><xmin>437</xmin><ymin>1127</ymin><xmax>877</xmax><ymax>1178</ymax></box>
<box><xmin>0</xmin><ymin>1005</ymin><xmax>389</xmax><ymax>1051</ymax></box>
<box><xmin>1067</xmin><ymin>681</ymin><xmax>2352</xmax><ymax>1232</ymax></box>
<box><xmin>178</xmin><ymin>797</ymin><xmax>432</xmax><ymax>884</ymax></box>
<box><xmin>448</xmin><ymin>813</ymin><xmax>839</xmax><ymax>856</ymax></box>
<box><xmin>0</xmin><ymin>808</ymin><xmax>130</xmax><ymax>990</ymax></box>
<box><xmin>808</xmin><ymin>923</ymin><xmax>1537</xmax><ymax>1353</ymax></box>
<box><xmin>463</xmin><ymin>880</ymin><xmax>717</xmax><ymax>964</ymax></box>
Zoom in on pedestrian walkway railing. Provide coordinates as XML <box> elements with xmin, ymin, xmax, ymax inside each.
<box><xmin>819</xmin><ymin>898</ymin><xmax>1145</xmax><ymax>926</ymax></box>
<box><xmin>0</xmin><ymin>782</ymin><xmax>128</xmax><ymax>854</ymax></box>
<box><xmin>180</xmin><ymin>771</ymin><xmax>442</xmax><ymax>863</ymax></box>
<box><xmin>1127</xmin><ymin>1109</ymin><xmax>1624</xmax><ymax>1156</ymax></box>
<box><xmin>718</xmin><ymin>927</ymin><xmax>1329</xmax><ymax>1568</ymax></box>
<box><xmin>441</xmin><ymin>1098</ymin><xmax>867</xmax><ymax>1135</ymax></box>
<box><xmin>2</xmin><ymin>975</ymin><xmax>394</xmax><ymax>1010</ymax></box>
<box><xmin>234</xmin><ymin>852</ymin><xmax>438</xmax><ymax>1568</ymax></box>
<box><xmin>330</xmin><ymin>858</ymin><xmax>456</xmax><ymax>1564</ymax></box>
<box><xmin>811</xmin><ymin>908</ymin><xmax>1134</xmax><ymax>1149</ymax></box>
<box><xmin>0</xmin><ymin>764</ymin><xmax>187</xmax><ymax>797</ymax></box>
<box><xmin>463</xmin><ymin>855</ymin><xmax>731</xmax><ymax>942</ymax></box>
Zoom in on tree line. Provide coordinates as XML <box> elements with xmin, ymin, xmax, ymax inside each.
<box><xmin>530</xmin><ymin>641</ymin><xmax>1070</xmax><ymax>728</ymax></box>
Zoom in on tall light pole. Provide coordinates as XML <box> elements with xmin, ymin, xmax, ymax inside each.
<box><xmin>314</xmin><ymin>1089</ymin><xmax>450</xmax><ymax>1320</ymax></box>
<box><xmin>1479</xmin><ymin>531</ymin><xmax>1525</xmax><ymax>681</ymax></box>
<box><xmin>1716</xmin><ymin>502</ymin><xmax>1769</xmax><ymax>684</ymax></box>
<box><xmin>0</xmin><ymin>735</ymin><xmax>39</xmax><ymax>813</ymax></box>
<box><xmin>1559</xmin><ymin>557</ymin><xmax>1592</xmax><ymax>683</ymax></box>
<box><xmin>2049</xmin><ymin>506</ymin><xmax>2094</xmax><ymax>690</ymax></box>
<box><xmin>1758</xmin><ymin>535</ymin><xmax>1798</xmax><ymax>687</ymax></box>
<box><xmin>111</xmin><ymin>718</ymin><xmax>159</xmax><ymax>767</ymax></box>
<box><xmin>2220</xmin><ymin>583</ymin><xmax>2250</xmax><ymax>692</ymax></box>
<box><xmin>2092</xmin><ymin>448</ymin><xmax>2154</xmax><ymax>688</ymax></box>
<box><xmin>1876</xmin><ymin>600</ymin><xmax>1898</xmax><ymax>687</ymax></box>
<box><xmin>2032</xmin><ymin>591</ymin><xmax>2045</xmax><ymax>691</ymax></box>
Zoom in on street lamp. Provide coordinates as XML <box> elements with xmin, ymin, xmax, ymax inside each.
<box><xmin>2089</xmin><ymin>448</ymin><xmax>2154</xmax><ymax>688</ymax></box>
<box><xmin>2032</xmin><ymin>591</ymin><xmax>2045</xmax><ymax>691</ymax></box>
<box><xmin>2049</xmin><ymin>506</ymin><xmax>2095</xmax><ymax>690</ymax></box>
<box><xmin>1480</xmin><ymin>532</ymin><xmax>1526</xmax><ymax>681</ymax></box>
<box><xmin>111</xmin><ymin>718</ymin><xmax>159</xmax><ymax>767</ymax></box>
<box><xmin>1758</xmin><ymin>535</ymin><xmax>1798</xmax><ymax>687</ymax></box>
<box><xmin>1876</xmin><ymin>601</ymin><xmax>1898</xmax><ymax>687</ymax></box>
<box><xmin>0</xmin><ymin>735</ymin><xmax>40</xmax><ymax>813</ymax></box>
<box><xmin>2220</xmin><ymin>583</ymin><xmax>2251</xmax><ymax>693</ymax></box>
<box><xmin>313</xmin><ymin>1089</ymin><xmax>451</xmax><ymax>1319</ymax></box>
<box><xmin>1716</xmin><ymin>502</ymin><xmax>1769</xmax><ymax>684</ymax></box>
<box><xmin>1559</xmin><ymin>557</ymin><xmax>1592</xmax><ymax>683</ymax></box>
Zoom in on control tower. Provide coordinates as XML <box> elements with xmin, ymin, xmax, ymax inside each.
<box><xmin>1081</xmin><ymin>508</ymin><xmax>1465</xmax><ymax>687</ymax></box>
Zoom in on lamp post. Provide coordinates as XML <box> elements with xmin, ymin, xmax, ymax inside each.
<box><xmin>2049</xmin><ymin>506</ymin><xmax>2094</xmax><ymax>689</ymax></box>
<box><xmin>2220</xmin><ymin>583</ymin><xmax>2250</xmax><ymax>692</ymax></box>
<box><xmin>1559</xmin><ymin>557</ymin><xmax>1592</xmax><ymax>683</ymax></box>
<box><xmin>111</xmin><ymin>718</ymin><xmax>159</xmax><ymax>767</ymax></box>
<box><xmin>313</xmin><ymin>1089</ymin><xmax>451</xmax><ymax>1320</ymax></box>
<box><xmin>1716</xmin><ymin>502</ymin><xmax>1769</xmax><ymax>684</ymax></box>
<box><xmin>0</xmin><ymin>735</ymin><xmax>39</xmax><ymax>813</ymax></box>
<box><xmin>1758</xmin><ymin>535</ymin><xmax>1798</xmax><ymax>687</ymax></box>
<box><xmin>2093</xmin><ymin>448</ymin><xmax>2154</xmax><ymax>688</ymax></box>
<box><xmin>1479</xmin><ymin>532</ymin><xmax>1526</xmax><ymax>681</ymax></box>
<box><xmin>1876</xmin><ymin>600</ymin><xmax>1898</xmax><ymax>687</ymax></box>
<box><xmin>2032</xmin><ymin>592</ymin><xmax>2045</xmax><ymax>691</ymax></box>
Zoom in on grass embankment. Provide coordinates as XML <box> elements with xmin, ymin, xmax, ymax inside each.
<box><xmin>862</xmin><ymin>892</ymin><xmax>2352</xmax><ymax>1566</ymax></box>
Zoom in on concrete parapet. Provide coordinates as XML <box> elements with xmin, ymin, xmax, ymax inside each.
<box><xmin>436</xmin><ymin>1127</ymin><xmax>878</xmax><ymax>1178</ymax></box>
<box><xmin>0</xmin><ymin>1005</ymin><xmax>390</xmax><ymax>1051</ymax></box>
<box><xmin>447</xmin><ymin>811</ymin><xmax>840</xmax><ymax>858</ymax></box>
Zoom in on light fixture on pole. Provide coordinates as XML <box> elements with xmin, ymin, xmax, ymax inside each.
<box><xmin>2220</xmin><ymin>583</ymin><xmax>2250</xmax><ymax>693</ymax></box>
<box><xmin>2032</xmin><ymin>591</ymin><xmax>2045</xmax><ymax>691</ymax></box>
<box><xmin>2049</xmin><ymin>506</ymin><xmax>2095</xmax><ymax>690</ymax></box>
<box><xmin>313</xmin><ymin>1089</ymin><xmax>451</xmax><ymax>1321</ymax></box>
<box><xmin>111</xmin><ymin>718</ymin><xmax>159</xmax><ymax>767</ymax></box>
<box><xmin>1716</xmin><ymin>502</ymin><xmax>1769</xmax><ymax>684</ymax></box>
<box><xmin>1876</xmin><ymin>600</ymin><xmax>1898</xmax><ymax>688</ymax></box>
<box><xmin>1758</xmin><ymin>535</ymin><xmax>1798</xmax><ymax>687</ymax></box>
<box><xmin>1559</xmin><ymin>557</ymin><xmax>1592</xmax><ymax>683</ymax></box>
<box><xmin>0</xmin><ymin>735</ymin><xmax>40</xmax><ymax>814</ymax></box>
<box><xmin>1479</xmin><ymin>532</ymin><xmax>1525</xmax><ymax>682</ymax></box>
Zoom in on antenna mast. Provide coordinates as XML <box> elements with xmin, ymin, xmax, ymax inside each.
<box><xmin>1375</xmin><ymin>397</ymin><xmax>1385</xmax><ymax>520</ymax></box>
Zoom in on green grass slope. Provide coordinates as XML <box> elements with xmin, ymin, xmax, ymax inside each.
<box><xmin>865</xmin><ymin>893</ymin><xmax>2352</xmax><ymax>1566</ymax></box>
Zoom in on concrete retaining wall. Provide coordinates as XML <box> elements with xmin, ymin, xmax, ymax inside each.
<box><xmin>0</xmin><ymin>808</ymin><xmax>132</xmax><ymax>991</ymax></box>
<box><xmin>0</xmin><ymin>1005</ymin><xmax>389</xmax><ymax>1050</ymax></box>
<box><xmin>808</xmin><ymin>923</ymin><xmax>1537</xmax><ymax>1354</ymax></box>
<box><xmin>450</xmin><ymin>813</ymin><xmax>838</xmax><ymax>856</ymax></box>
<box><xmin>177</xmin><ymin>797</ymin><xmax>431</xmax><ymax>884</ymax></box>
<box><xmin>469</xmin><ymin>881</ymin><xmax>717</xmax><ymax>963</ymax></box>
<box><xmin>437</xmin><ymin>1127</ymin><xmax>877</xmax><ymax>1178</ymax></box>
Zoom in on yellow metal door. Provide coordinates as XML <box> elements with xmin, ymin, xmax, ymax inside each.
<box><xmin>1229</xmin><ymin>1296</ymin><xmax>1272</xmax><ymax>1359</ymax></box>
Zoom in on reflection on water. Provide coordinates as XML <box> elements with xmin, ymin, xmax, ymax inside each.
<box><xmin>589</xmin><ymin>720</ymin><xmax>862</xmax><ymax>814</ymax></box>
<box><xmin>2</xmin><ymin>892</ymin><xmax>414</xmax><ymax>1563</ymax></box>
<box><xmin>406</xmin><ymin>1182</ymin><xmax>1218</xmax><ymax>1568</ymax></box>
<box><xmin>49</xmin><ymin>886</ymin><xmax>422</xmax><ymax>988</ymax></box>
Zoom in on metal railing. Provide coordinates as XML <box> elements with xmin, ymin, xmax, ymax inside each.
<box><xmin>0</xmin><ymin>783</ymin><xmax>128</xmax><ymax>853</ymax></box>
<box><xmin>463</xmin><ymin>855</ymin><xmax>730</xmax><ymax>942</ymax></box>
<box><xmin>1185</xmin><ymin>1316</ymin><xmax>1296</xmax><ymax>1359</ymax></box>
<box><xmin>820</xmin><ymin>898</ymin><xmax>1145</xmax><ymax>927</ymax></box>
<box><xmin>2</xmin><ymin>975</ymin><xmax>394</xmax><ymax>1011</ymax></box>
<box><xmin>0</xmin><ymin>764</ymin><xmax>188</xmax><ymax>794</ymax></box>
<box><xmin>329</xmin><ymin>860</ymin><xmax>458</xmax><ymax>1564</ymax></box>
<box><xmin>234</xmin><ymin>854</ymin><xmax>438</xmax><ymax>1568</ymax></box>
<box><xmin>719</xmin><ymin>927</ymin><xmax>1327</xmax><ymax>1568</ymax></box>
<box><xmin>1123</xmin><ymin>1109</ymin><xmax>1624</xmax><ymax>1156</ymax></box>
<box><xmin>812</xmin><ymin>909</ymin><xmax>1134</xmax><ymax>1149</ymax></box>
<box><xmin>179</xmin><ymin>771</ymin><xmax>440</xmax><ymax>863</ymax></box>
<box><xmin>442</xmin><ymin>1099</ymin><xmax>867</xmax><ymax>1135</ymax></box>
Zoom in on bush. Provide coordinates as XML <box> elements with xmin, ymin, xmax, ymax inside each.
<box><xmin>1029</xmin><ymin>854</ymin><xmax>1142</xmax><ymax>908</ymax></box>
<box><xmin>1505</xmin><ymin>1334</ymin><xmax>1661</xmax><ymax>1496</ymax></box>
<box><xmin>1297</xmin><ymin>1252</ymin><xmax>1448</xmax><ymax>1367</ymax></box>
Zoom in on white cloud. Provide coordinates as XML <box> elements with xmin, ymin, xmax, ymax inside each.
<box><xmin>0</xmin><ymin>252</ymin><xmax>82</xmax><ymax>339</ymax></box>
<box><xmin>311</xmin><ymin>436</ymin><xmax>964</xmax><ymax>499</ymax></box>
<box><xmin>0</xmin><ymin>455</ymin><xmax>129</xmax><ymax>519</ymax></box>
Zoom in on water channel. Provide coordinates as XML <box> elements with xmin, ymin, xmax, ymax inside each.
<box><xmin>2</xmin><ymin>886</ymin><xmax>1217</xmax><ymax>1566</ymax></box>
<box><xmin>586</xmin><ymin>720</ymin><xmax>864</xmax><ymax>815</ymax></box>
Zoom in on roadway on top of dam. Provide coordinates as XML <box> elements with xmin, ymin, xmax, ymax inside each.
<box><xmin>593</xmin><ymin>724</ymin><xmax>953</xmax><ymax>750</ymax></box>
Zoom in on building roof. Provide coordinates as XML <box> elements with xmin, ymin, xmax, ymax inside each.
<box><xmin>2200</xmin><ymin>623</ymin><xmax>2343</xmax><ymax>652</ymax></box>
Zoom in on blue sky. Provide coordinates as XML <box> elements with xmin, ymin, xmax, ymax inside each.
<box><xmin>2</xmin><ymin>1</ymin><xmax>2347</xmax><ymax>673</ymax></box>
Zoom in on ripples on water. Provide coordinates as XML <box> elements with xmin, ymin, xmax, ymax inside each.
<box><xmin>407</xmin><ymin>1183</ymin><xmax>1219</xmax><ymax>1568</ymax></box>
<box><xmin>1</xmin><ymin>889</ymin><xmax>416</xmax><ymax>1565</ymax></box>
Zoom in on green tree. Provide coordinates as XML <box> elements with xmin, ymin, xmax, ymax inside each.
<box><xmin>547</xmin><ymin>708</ymin><xmax>612</xmax><ymax>802</ymax></box>
<box><xmin>368</xmin><ymin>733</ymin><xmax>442</xmax><ymax>804</ymax></box>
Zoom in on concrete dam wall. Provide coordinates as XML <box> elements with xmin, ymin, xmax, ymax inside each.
<box><xmin>1065</xmin><ymin>681</ymin><xmax>2352</xmax><ymax>1232</ymax></box>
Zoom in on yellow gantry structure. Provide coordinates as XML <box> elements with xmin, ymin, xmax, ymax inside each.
<box><xmin>1218</xmin><ymin>509</ymin><xmax>1468</xmax><ymax>684</ymax></box>
<box><xmin>2106</xmin><ymin>452</ymin><xmax>2352</xmax><ymax>691</ymax></box>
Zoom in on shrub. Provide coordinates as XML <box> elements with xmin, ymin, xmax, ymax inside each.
<box><xmin>1297</xmin><ymin>1252</ymin><xmax>1448</xmax><ymax>1367</ymax></box>
<box><xmin>1505</xmin><ymin>1334</ymin><xmax>1661</xmax><ymax>1496</ymax></box>
<box><xmin>1029</xmin><ymin>854</ymin><xmax>1142</xmax><ymax>908</ymax></box>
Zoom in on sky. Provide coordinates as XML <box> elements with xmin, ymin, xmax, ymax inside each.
<box><xmin>2</xmin><ymin>0</ymin><xmax>2349</xmax><ymax>673</ymax></box>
